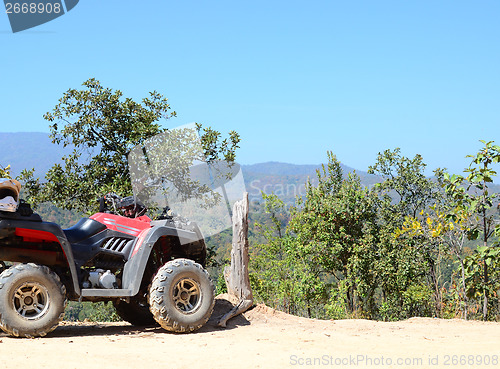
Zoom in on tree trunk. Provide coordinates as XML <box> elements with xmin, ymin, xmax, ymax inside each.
<box><xmin>482</xmin><ymin>206</ymin><xmax>488</xmax><ymax>321</ymax></box>
<box><xmin>217</xmin><ymin>192</ymin><xmax>254</xmax><ymax>327</ymax></box>
<box><xmin>459</xmin><ymin>259</ymin><xmax>467</xmax><ymax>320</ymax></box>
<box><xmin>483</xmin><ymin>261</ymin><xmax>488</xmax><ymax>321</ymax></box>
<box><xmin>429</xmin><ymin>261</ymin><xmax>441</xmax><ymax>317</ymax></box>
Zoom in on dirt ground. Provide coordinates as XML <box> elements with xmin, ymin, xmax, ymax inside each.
<box><xmin>1</xmin><ymin>296</ymin><xmax>499</xmax><ymax>369</ymax></box>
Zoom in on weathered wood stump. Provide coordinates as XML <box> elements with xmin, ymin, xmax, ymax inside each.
<box><xmin>217</xmin><ymin>192</ymin><xmax>253</xmax><ymax>327</ymax></box>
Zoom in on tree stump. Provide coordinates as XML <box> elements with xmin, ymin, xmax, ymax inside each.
<box><xmin>217</xmin><ymin>192</ymin><xmax>253</xmax><ymax>327</ymax></box>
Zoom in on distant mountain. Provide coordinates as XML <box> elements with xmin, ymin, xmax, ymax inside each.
<box><xmin>242</xmin><ymin>162</ymin><xmax>336</xmax><ymax>176</ymax></box>
<box><xmin>0</xmin><ymin>132</ymin><xmax>497</xmax><ymax>204</ymax></box>
<box><xmin>242</xmin><ymin>161</ymin><xmax>382</xmax><ymax>204</ymax></box>
<box><xmin>0</xmin><ymin>132</ymin><xmax>73</xmax><ymax>177</ymax></box>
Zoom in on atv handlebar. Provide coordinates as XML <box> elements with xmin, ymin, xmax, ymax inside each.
<box><xmin>99</xmin><ymin>192</ymin><xmax>121</xmax><ymax>214</ymax></box>
<box><xmin>99</xmin><ymin>193</ymin><xmax>147</xmax><ymax>219</ymax></box>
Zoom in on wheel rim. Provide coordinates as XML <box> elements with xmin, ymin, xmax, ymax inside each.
<box><xmin>172</xmin><ymin>278</ymin><xmax>201</xmax><ymax>314</ymax></box>
<box><xmin>12</xmin><ymin>282</ymin><xmax>50</xmax><ymax>320</ymax></box>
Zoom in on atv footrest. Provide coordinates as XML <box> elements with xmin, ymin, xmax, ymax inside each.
<box><xmin>80</xmin><ymin>289</ymin><xmax>133</xmax><ymax>297</ymax></box>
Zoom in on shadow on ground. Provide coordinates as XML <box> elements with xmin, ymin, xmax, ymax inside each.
<box><xmin>0</xmin><ymin>298</ymin><xmax>253</xmax><ymax>339</ymax></box>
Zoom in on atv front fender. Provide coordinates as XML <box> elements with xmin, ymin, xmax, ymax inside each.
<box><xmin>121</xmin><ymin>225</ymin><xmax>206</xmax><ymax>296</ymax></box>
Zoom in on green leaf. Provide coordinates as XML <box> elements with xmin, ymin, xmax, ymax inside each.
<box><xmin>468</xmin><ymin>228</ymin><xmax>480</xmax><ymax>240</ymax></box>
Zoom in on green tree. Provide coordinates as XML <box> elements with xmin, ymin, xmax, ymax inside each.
<box><xmin>369</xmin><ymin>148</ymin><xmax>441</xmax><ymax>319</ymax></box>
<box><xmin>463</xmin><ymin>246</ymin><xmax>500</xmax><ymax>319</ymax></box>
<box><xmin>250</xmin><ymin>193</ymin><xmax>327</xmax><ymax>318</ymax></box>
<box><xmin>21</xmin><ymin>78</ymin><xmax>240</xmax><ymax>214</ymax></box>
<box><xmin>398</xmin><ymin>205</ymin><xmax>474</xmax><ymax>318</ymax></box>
<box><xmin>441</xmin><ymin>140</ymin><xmax>500</xmax><ymax>320</ymax></box>
<box><xmin>368</xmin><ymin>148</ymin><xmax>439</xmax><ymax>219</ymax></box>
<box><xmin>430</xmin><ymin>201</ymin><xmax>476</xmax><ymax>320</ymax></box>
<box><xmin>289</xmin><ymin>152</ymin><xmax>379</xmax><ymax>317</ymax></box>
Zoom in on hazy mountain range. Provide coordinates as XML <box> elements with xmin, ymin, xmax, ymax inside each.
<box><xmin>0</xmin><ymin>132</ymin><xmax>383</xmax><ymax>203</ymax></box>
<box><xmin>0</xmin><ymin>132</ymin><xmax>497</xmax><ymax>205</ymax></box>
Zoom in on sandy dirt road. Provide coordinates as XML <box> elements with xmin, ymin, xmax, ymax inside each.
<box><xmin>1</xmin><ymin>299</ymin><xmax>499</xmax><ymax>369</ymax></box>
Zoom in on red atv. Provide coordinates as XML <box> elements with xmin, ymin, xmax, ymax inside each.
<box><xmin>0</xmin><ymin>192</ymin><xmax>215</xmax><ymax>337</ymax></box>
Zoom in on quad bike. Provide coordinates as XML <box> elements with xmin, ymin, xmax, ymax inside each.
<box><xmin>0</xmin><ymin>189</ymin><xmax>215</xmax><ymax>338</ymax></box>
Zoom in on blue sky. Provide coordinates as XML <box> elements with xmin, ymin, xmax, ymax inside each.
<box><xmin>1</xmin><ymin>1</ymin><xmax>499</xmax><ymax>176</ymax></box>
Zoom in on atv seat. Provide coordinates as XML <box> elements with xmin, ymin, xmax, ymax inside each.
<box><xmin>64</xmin><ymin>218</ymin><xmax>107</xmax><ymax>244</ymax></box>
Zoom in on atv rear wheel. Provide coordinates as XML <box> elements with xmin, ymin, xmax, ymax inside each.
<box><xmin>114</xmin><ymin>298</ymin><xmax>157</xmax><ymax>326</ymax></box>
<box><xmin>149</xmin><ymin>259</ymin><xmax>214</xmax><ymax>333</ymax></box>
<box><xmin>0</xmin><ymin>263</ymin><xmax>67</xmax><ymax>338</ymax></box>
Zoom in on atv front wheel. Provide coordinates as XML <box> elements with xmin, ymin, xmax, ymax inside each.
<box><xmin>149</xmin><ymin>259</ymin><xmax>214</xmax><ymax>333</ymax></box>
<box><xmin>114</xmin><ymin>298</ymin><xmax>157</xmax><ymax>326</ymax></box>
<box><xmin>0</xmin><ymin>263</ymin><xmax>67</xmax><ymax>338</ymax></box>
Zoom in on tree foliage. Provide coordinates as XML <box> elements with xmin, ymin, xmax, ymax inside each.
<box><xmin>250</xmin><ymin>153</ymin><xmax>379</xmax><ymax>319</ymax></box>
<box><xmin>368</xmin><ymin>148</ymin><xmax>439</xmax><ymax>218</ymax></box>
<box><xmin>250</xmin><ymin>143</ymin><xmax>500</xmax><ymax>321</ymax></box>
<box><xmin>289</xmin><ymin>152</ymin><xmax>379</xmax><ymax>317</ymax></box>
<box><xmin>368</xmin><ymin>148</ymin><xmax>443</xmax><ymax>320</ymax></box>
<box><xmin>377</xmin><ymin>141</ymin><xmax>500</xmax><ymax>320</ymax></box>
<box><xmin>399</xmin><ymin>204</ymin><xmax>474</xmax><ymax>319</ymax></box>
<box><xmin>0</xmin><ymin>165</ymin><xmax>12</xmax><ymax>178</ymax></box>
<box><xmin>64</xmin><ymin>301</ymin><xmax>121</xmax><ymax>322</ymax></box>
<box><xmin>440</xmin><ymin>140</ymin><xmax>500</xmax><ymax>319</ymax></box>
<box><xmin>250</xmin><ymin>193</ymin><xmax>327</xmax><ymax>318</ymax></box>
<box><xmin>21</xmin><ymin>78</ymin><xmax>240</xmax><ymax>214</ymax></box>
